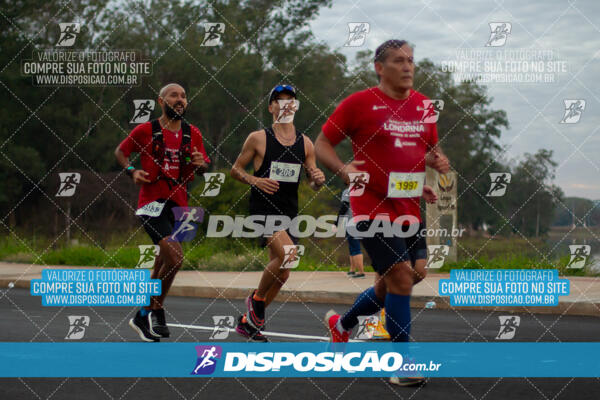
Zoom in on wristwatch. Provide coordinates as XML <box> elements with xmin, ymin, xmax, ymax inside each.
<box><xmin>125</xmin><ymin>165</ymin><xmax>135</xmax><ymax>177</ymax></box>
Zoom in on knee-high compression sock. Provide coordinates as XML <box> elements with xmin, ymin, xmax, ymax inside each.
<box><xmin>384</xmin><ymin>293</ymin><xmax>411</xmax><ymax>342</ymax></box>
<box><xmin>340</xmin><ymin>287</ymin><xmax>384</xmax><ymax>331</ymax></box>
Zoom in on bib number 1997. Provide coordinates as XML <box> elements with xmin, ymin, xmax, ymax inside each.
<box><xmin>387</xmin><ymin>172</ymin><xmax>425</xmax><ymax>198</ymax></box>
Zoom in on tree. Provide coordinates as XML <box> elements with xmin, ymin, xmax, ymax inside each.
<box><xmin>507</xmin><ymin>149</ymin><xmax>563</xmax><ymax>237</ymax></box>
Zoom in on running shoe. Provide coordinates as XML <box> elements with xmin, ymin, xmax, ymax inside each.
<box><xmin>352</xmin><ymin>273</ymin><xmax>366</xmax><ymax>278</ymax></box>
<box><xmin>389</xmin><ymin>376</ymin><xmax>426</xmax><ymax>387</ymax></box>
<box><xmin>347</xmin><ymin>271</ymin><xmax>355</xmax><ymax>276</ymax></box>
<box><xmin>235</xmin><ymin>315</ymin><xmax>268</xmax><ymax>342</ymax></box>
<box><xmin>129</xmin><ymin>310</ymin><xmax>160</xmax><ymax>342</ymax></box>
<box><xmin>245</xmin><ymin>290</ymin><xmax>265</xmax><ymax>329</ymax></box>
<box><xmin>149</xmin><ymin>309</ymin><xmax>170</xmax><ymax>338</ymax></box>
<box><xmin>325</xmin><ymin>309</ymin><xmax>349</xmax><ymax>342</ymax></box>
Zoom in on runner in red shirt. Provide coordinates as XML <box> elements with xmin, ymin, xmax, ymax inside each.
<box><xmin>115</xmin><ymin>83</ymin><xmax>210</xmax><ymax>342</ymax></box>
<box><xmin>315</xmin><ymin>40</ymin><xmax>449</xmax><ymax>386</ymax></box>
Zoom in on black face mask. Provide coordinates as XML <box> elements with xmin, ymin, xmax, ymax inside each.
<box><xmin>164</xmin><ymin>101</ymin><xmax>186</xmax><ymax>120</ymax></box>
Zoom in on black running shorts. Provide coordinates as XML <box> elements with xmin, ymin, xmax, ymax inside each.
<box><xmin>357</xmin><ymin>221</ymin><xmax>427</xmax><ymax>274</ymax></box>
<box><xmin>139</xmin><ymin>200</ymin><xmax>178</xmax><ymax>245</ymax></box>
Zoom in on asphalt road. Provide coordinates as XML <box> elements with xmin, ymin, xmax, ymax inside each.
<box><xmin>1</xmin><ymin>288</ymin><xmax>599</xmax><ymax>399</ymax></box>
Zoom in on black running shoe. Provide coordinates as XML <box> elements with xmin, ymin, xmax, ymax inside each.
<box><xmin>129</xmin><ymin>310</ymin><xmax>160</xmax><ymax>342</ymax></box>
<box><xmin>149</xmin><ymin>309</ymin><xmax>170</xmax><ymax>338</ymax></box>
<box><xmin>235</xmin><ymin>315</ymin><xmax>268</xmax><ymax>342</ymax></box>
<box><xmin>245</xmin><ymin>290</ymin><xmax>265</xmax><ymax>329</ymax></box>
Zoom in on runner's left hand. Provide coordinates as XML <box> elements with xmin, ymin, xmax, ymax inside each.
<box><xmin>192</xmin><ymin>146</ymin><xmax>206</xmax><ymax>168</ymax></box>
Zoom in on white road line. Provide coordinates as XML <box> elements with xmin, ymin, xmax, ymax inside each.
<box><xmin>168</xmin><ymin>323</ymin><xmax>365</xmax><ymax>342</ymax></box>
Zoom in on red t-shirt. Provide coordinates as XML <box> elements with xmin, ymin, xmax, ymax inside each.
<box><xmin>322</xmin><ymin>87</ymin><xmax>438</xmax><ymax>222</ymax></box>
<box><xmin>119</xmin><ymin>121</ymin><xmax>211</xmax><ymax>209</ymax></box>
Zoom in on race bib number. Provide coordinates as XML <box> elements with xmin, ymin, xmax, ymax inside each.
<box><xmin>387</xmin><ymin>172</ymin><xmax>425</xmax><ymax>198</ymax></box>
<box><xmin>135</xmin><ymin>201</ymin><xmax>165</xmax><ymax>217</ymax></box>
<box><xmin>269</xmin><ymin>161</ymin><xmax>301</xmax><ymax>182</ymax></box>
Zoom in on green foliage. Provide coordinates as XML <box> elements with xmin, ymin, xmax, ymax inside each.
<box><xmin>554</xmin><ymin>197</ymin><xmax>600</xmax><ymax>227</ymax></box>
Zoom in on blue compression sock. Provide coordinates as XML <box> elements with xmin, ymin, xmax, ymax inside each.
<box><xmin>340</xmin><ymin>287</ymin><xmax>384</xmax><ymax>331</ymax></box>
<box><xmin>140</xmin><ymin>307</ymin><xmax>149</xmax><ymax>317</ymax></box>
<box><xmin>384</xmin><ymin>293</ymin><xmax>411</xmax><ymax>342</ymax></box>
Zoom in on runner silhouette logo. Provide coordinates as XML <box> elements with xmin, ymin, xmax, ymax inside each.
<box><xmin>56</xmin><ymin>23</ymin><xmax>80</xmax><ymax>47</ymax></box>
<box><xmin>136</xmin><ymin>245</ymin><xmax>159</xmax><ymax>268</ymax></box>
<box><xmin>426</xmin><ymin>245</ymin><xmax>449</xmax><ymax>269</ymax></box>
<box><xmin>56</xmin><ymin>172</ymin><xmax>81</xmax><ymax>197</ymax></box>
<box><xmin>417</xmin><ymin>99</ymin><xmax>444</xmax><ymax>123</ymax></box>
<box><xmin>486</xmin><ymin>173</ymin><xmax>511</xmax><ymax>197</ymax></box>
<box><xmin>65</xmin><ymin>315</ymin><xmax>90</xmax><ymax>340</ymax></box>
<box><xmin>355</xmin><ymin>315</ymin><xmax>379</xmax><ymax>339</ymax></box>
<box><xmin>200</xmin><ymin>23</ymin><xmax>225</xmax><ymax>46</ymax></box>
<box><xmin>560</xmin><ymin>99</ymin><xmax>586</xmax><ymax>124</ymax></box>
<box><xmin>200</xmin><ymin>173</ymin><xmax>225</xmax><ymax>197</ymax></box>
<box><xmin>191</xmin><ymin>345</ymin><xmax>222</xmax><ymax>375</ymax></box>
<box><xmin>348</xmin><ymin>172</ymin><xmax>370</xmax><ymax>197</ymax></box>
<box><xmin>210</xmin><ymin>316</ymin><xmax>235</xmax><ymax>339</ymax></box>
<box><xmin>281</xmin><ymin>245</ymin><xmax>305</xmax><ymax>269</ymax></box>
<box><xmin>566</xmin><ymin>245</ymin><xmax>590</xmax><ymax>269</ymax></box>
<box><xmin>485</xmin><ymin>22</ymin><xmax>511</xmax><ymax>47</ymax></box>
<box><xmin>496</xmin><ymin>316</ymin><xmax>520</xmax><ymax>340</ymax></box>
<box><xmin>169</xmin><ymin>207</ymin><xmax>204</xmax><ymax>242</ymax></box>
<box><xmin>130</xmin><ymin>100</ymin><xmax>155</xmax><ymax>123</ymax></box>
<box><xmin>345</xmin><ymin>22</ymin><xmax>370</xmax><ymax>47</ymax></box>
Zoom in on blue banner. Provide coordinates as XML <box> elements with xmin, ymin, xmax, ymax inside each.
<box><xmin>1</xmin><ymin>342</ymin><xmax>598</xmax><ymax>377</ymax></box>
<box><xmin>30</xmin><ymin>269</ymin><xmax>161</xmax><ymax>306</ymax></box>
<box><xmin>439</xmin><ymin>269</ymin><xmax>569</xmax><ymax>306</ymax></box>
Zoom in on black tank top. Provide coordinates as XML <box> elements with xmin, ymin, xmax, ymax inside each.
<box><xmin>249</xmin><ymin>127</ymin><xmax>305</xmax><ymax>218</ymax></box>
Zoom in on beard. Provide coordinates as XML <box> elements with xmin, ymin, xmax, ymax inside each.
<box><xmin>164</xmin><ymin>102</ymin><xmax>186</xmax><ymax>120</ymax></box>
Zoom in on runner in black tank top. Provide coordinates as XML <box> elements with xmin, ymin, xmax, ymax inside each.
<box><xmin>249</xmin><ymin>126</ymin><xmax>305</xmax><ymax>221</ymax></box>
<box><xmin>230</xmin><ymin>84</ymin><xmax>326</xmax><ymax>341</ymax></box>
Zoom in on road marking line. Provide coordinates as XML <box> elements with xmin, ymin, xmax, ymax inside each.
<box><xmin>168</xmin><ymin>323</ymin><xmax>365</xmax><ymax>342</ymax></box>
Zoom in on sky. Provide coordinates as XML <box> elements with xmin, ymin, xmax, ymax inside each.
<box><xmin>309</xmin><ymin>0</ymin><xmax>600</xmax><ymax>200</ymax></box>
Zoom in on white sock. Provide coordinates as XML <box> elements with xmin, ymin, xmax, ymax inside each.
<box><xmin>335</xmin><ymin>319</ymin><xmax>346</xmax><ymax>333</ymax></box>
